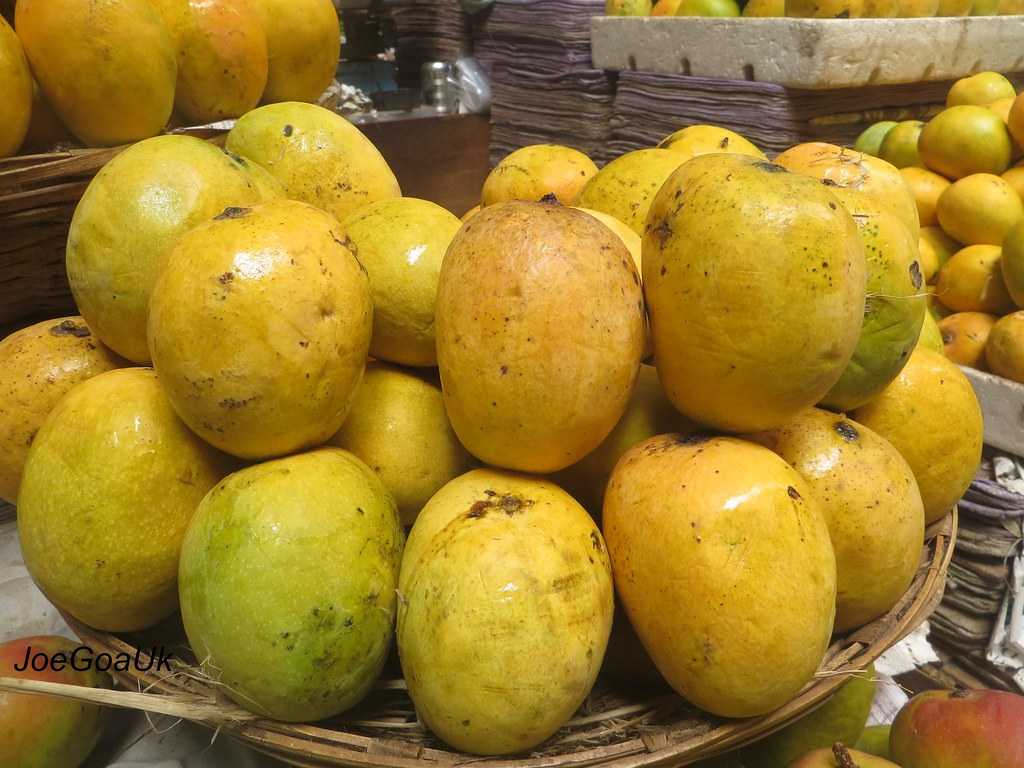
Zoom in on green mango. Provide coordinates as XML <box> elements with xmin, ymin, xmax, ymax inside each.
<box><xmin>742</xmin><ymin>667</ymin><xmax>876</xmax><ymax>768</ymax></box>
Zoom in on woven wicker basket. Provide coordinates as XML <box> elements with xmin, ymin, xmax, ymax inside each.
<box><xmin>0</xmin><ymin>130</ymin><xmax>227</xmax><ymax>333</ymax></box>
<box><xmin>1</xmin><ymin>511</ymin><xmax>955</xmax><ymax>768</ymax></box>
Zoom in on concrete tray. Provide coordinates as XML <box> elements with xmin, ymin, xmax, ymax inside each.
<box><xmin>963</xmin><ymin>367</ymin><xmax>1024</xmax><ymax>455</ymax></box>
<box><xmin>591</xmin><ymin>16</ymin><xmax>1024</xmax><ymax>89</ymax></box>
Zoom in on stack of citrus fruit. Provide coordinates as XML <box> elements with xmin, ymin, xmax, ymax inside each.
<box><xmin>857</xmin><ymin>71</ymin><xmax>1024</xmax><ymax>384</ymax></box>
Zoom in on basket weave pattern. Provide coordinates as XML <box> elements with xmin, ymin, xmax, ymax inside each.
<box><xmin>54</xmin><ymin>513</ymin><xmax>955</xmax><ymax>768</ymax></box>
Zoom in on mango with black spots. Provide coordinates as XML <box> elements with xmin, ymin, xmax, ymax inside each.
<box><xmin>657</xmin><ymin>124</ymin><xmax>764</xmax><ymax>163</ymax></box>
<box><xmin>603</xmin><ymin>435</ymin><xmax>837</xmax><ymax>718</ymax></box>
<box><xmin>149</xmin><ymin>0</ymin><xmax>268</xmax><ymax>123</ymax></box>
<box><xmin>225</xmin><ymin>102</ymin><xmax>400</xmax><ymax>221</ymax></box>
<box><xmin>148</xmin><ymin>200</ymin><xmax>372</xmax><ymax>460</ymax></box>
<box><xmin>774</xmin><ymin>142</ymin><xmax>920</xmax><ymax>238</ymax></box>
<box><xmin>179</xmin><ymin>448</ymin><xmax>403</xmax><ymax>721</ymax></box>
<box><xmin>820</xmin><ymin>189</ymin><xmax>926</xmax><ymax>411</ymax></box>
<box><xmin>17</xmin><ymin>368</ymin><xmax>234</xmax><ymax>631</ymax></box>
<box><xmin>398</xmin><ymin>468</ymin><xmax>613</xmax><ymax>755</ymax></box>
<box><xmin>752</xmin><ymin>409</ymin><xmax>925</xmax><ymax>632</ymax></box>
<box><xmin>67</xmin><ymin>134</ymin><xmax>279</xmax><ymax>362</ymax></box>
<box><xmin>0</xmin><ymin>317</ymin><xmax>122</xmax><ymax>504</ymax></box>
<box><xmin>481</xmin><ymin>144</ymin><xmax>598</xmax><ymax>206</ymax></box>
<box><xmin>436</xmin><ymin>201</ymin><xmax>645</xmax><ymax>472</ymax></box>
<box><xmin>575</xmin><ymin>148</ymin><xmax>688</xmax><ymax>236</ymax></box>
<box><xmin>643</xmin><ymin>153</ymin><xmax>866</xmax><ymax>432</ymax></box>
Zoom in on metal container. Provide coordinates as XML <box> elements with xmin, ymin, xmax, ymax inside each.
<box><xmin>421</xmin><ymin>61</ymin><xmax>459</xmax><ymax>113</ymax></box>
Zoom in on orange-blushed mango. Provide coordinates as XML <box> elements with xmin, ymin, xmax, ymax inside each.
<box><xmin>603</xmin><ymin>435</ymin><xmax>837</xmax><ymax>718</ymax></box>
<box><xmin>436</xmin><ymin>202</ymin><xmax>645</xmax><ymax>473</ymax></box>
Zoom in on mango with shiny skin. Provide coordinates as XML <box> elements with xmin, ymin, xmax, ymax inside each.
<box><xmin>852</xmin><ymin>347</ymin><xmax>982</xmax><ymax>524</ymax></box>
<box><xmin>149</xmin><ymin>200</ymin><xmax>371</xmax><ymax>460</ymax></box>
<box><xmin>643</xmin><ymin>153</ymin><xmax>866</xmax><ymax>432</ymax></box>
<box><xmin>753</xmin><ymin>409</ymin><xmax>924</xmax><ymax>631</ymax></box>
<box><xmin>436</xmin><ymin>202</ymin><xmax>644</xmax><ymax>472</ymax></box>
<box><xmin>398</xmin><ymin>469</ymin><xmax>613</xmax><ymax>755</ymax></box>
<box><xmin>339</xmin><ymin>197</ymin><xmax>461</xmax><ymax>367</ymax></box>
<box><xmin>225</xmin><ymin>102</ymin><xmax>400</xmax><ymax>221</ymax></box>
<box><xmin>17</xmin><ymin>368</ymin><xmax>233</xmax><ymax>631</ymax></box>
<box><xmin>180</xmin><ymin>448</ymin><xmax>403</xmax><ymax>721</ymax></box>
<box><xmin>604</xmin><ymin>435</ymin><xmax>837</xmax><ymax>718</ymax></box>
<box><xmin>16</xmin><ymin>0</ymin><xmax>176</xmax><ymax>146</ymax></box>
<box><xmin>67</xmin><ymin>135</ymin><xmax>278</xmax><ymax>362</ymax></box>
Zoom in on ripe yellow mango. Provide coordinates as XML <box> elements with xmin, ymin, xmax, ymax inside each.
<box><xmin>16</xmin><ymin>0</ymin><xmax>176</xmax><ymax>146</ymax></box>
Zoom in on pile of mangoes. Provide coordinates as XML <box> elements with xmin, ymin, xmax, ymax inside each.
<box><xmin>0</xmin><ymin>103</ymin><xmax>988</xmax><ymax>765</ymax></box>
<box><xmin>0</xmin><ymin>0</ymin><xmax>341</xmax><ymax>156</ymax></box>
<box><xmin>607</xmin><ymin>0</ymin><xmax>1016</xmax><ymax>18</ymax></box>
<box><xmin>856</xmin><ymin>71</ymin><xmax>1024</xmax><ymax>385</ymax></box>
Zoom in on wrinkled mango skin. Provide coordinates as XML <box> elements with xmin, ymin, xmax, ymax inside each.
<box><xmin>603</xmin><ymin>436</ymin><xmax>836</xmax><ymax>718</ymax></box>
<box><xmin>149</xmin><ymin>0</ymin><xmax>268</xmax><ymax>123</ymax></box>
<box><xmin>821</xmin><ymin>192</ymin><xmax>926</xmax><ymax>411</ymax></box>
<box><xmin>775</xmin><ymin>142</ymin><xmax>920</xmax><ymax>239</ymax></box>
<box><xmin>67</xmin><ymin>135</ymin><xmax>278</xmax><ymax>363</ymax></box>
<box><xmin>398</xmin><ymin>469</ymin><xmax>613</xmax><ymax>755</ymax></box>
<box><xmin>225</xmin><ymin>102</ymin><xmax>401</xmax><ymax>222</ymax></box>
<box><xmin>575</xmin><ymin>148</ymin><xmax>688</xmax><ymax>236</ymax></box>
<box><xmin>17</xmin><ymin>368</ymin><xmax>233</xmax><ymax>631</ymax></box>
<box><xmin>481</xmin><ymin>144</ymin><xmax>598</xmax><ymax>207</ymax></box>
<box><xmin>148</xmin><ymin>200</ymin><xmax>372</xmax><ymax>460</ymax></box>
<box><xmin>0</xmin><ymin>317</ymin><xmax>122</xmax><ymax>504</ymax></box>
<box><xmin>251</xmin><ymin>0</ymin><xmax>340</xmax><ymax>104</ymax></box>
<box><xmin>16</xmin><ymin>0</ymin><xmax>176</xmax><ymax>147</ymax></box>
<box><xmin>436</xmin><ymin>202</ymin><xmax>645</xmax><ymax>473</ymax></box>
<box><xmin>643</xmin><ymin>153</ymin><xmax>866</xmax><ymax>432</ymax></box>
<box><xmin>0</xmin><ymin>635</ymin><xmax>110</xmax><ymax>768</ymax></box>
<box><xmin>891</xmin><ymin>689</ymin><xmax>1024</xmax><ymax>768</ymax></box>
<box><xmin>0</xmin><ymin>16</ymin><xmax>31</xmax><ymax>157</ymax></box>
<box><xmin>339</xmin><ymin>197</ymin><xmax>461</xmax><ymax>367</ymax></box>
<box><xmin>752</xmin><ymin>408</ymin><xmax>925</xmax><ymax>632</ymax></box>
<box><xmin>180</xmin><ymin>448</ymin><xmax>403</xmax><ymax>722</ymax></box>
<box><xmin>853</xmin><ymin>347</ymin><xmax>982</xmax><ymax>524</ymax></box>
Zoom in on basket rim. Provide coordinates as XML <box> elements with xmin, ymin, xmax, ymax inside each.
<box><xmin>42</xmin><ymin>509</ymin><xmax>957</xmax><ymax>768</ymax></box>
